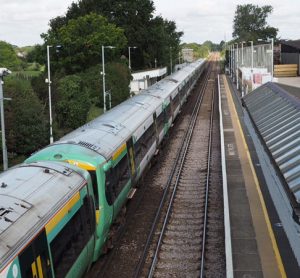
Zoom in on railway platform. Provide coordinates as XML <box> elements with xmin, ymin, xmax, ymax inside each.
<box><xmin>219</xmin><ymin>75</ymin><xmax>288</xmax><ymax>278</ymax></box>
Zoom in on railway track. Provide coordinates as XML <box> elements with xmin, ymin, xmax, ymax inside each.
<box><xmin>134</xmin><ymin>55</ymin><xmax>222</xmax><ymax>277</ymax></box>
<box><xmin>87</xmin><ymin>54</ymin><xmax>224</xmax><ymax>277</ymax></box>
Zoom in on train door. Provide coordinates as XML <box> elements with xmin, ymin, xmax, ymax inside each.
<box><xmin>126</xmin><ymin>137</ymin><xmax>136</xmax><ymax>184</ymax></box>
<box><xmin>153</xmin><ymin>112</ymin><xmax>159</xmax><ymax>145</ymax></box>
<box><xmin>170</xmin><ymin>96</ymin><xmax>174</xmax><ymax>119</ymax></box>
<box><xmin>19</xmin><ymin>230</ymin><xmax>52</xmax><ymax>278</ymax></box>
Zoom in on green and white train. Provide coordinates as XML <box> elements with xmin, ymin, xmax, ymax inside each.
<box><xmin>0</xmin><ymin>59</ymin><xmax>205</xmax><ymax>278</ymax></box>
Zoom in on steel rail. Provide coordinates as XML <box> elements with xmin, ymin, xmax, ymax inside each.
<box><xmin>146</xmin><ymin>61</ymin><xmax>214</xmax><ymax>278</ymax></box>
<box><xmin>133</xmin><ymin>62</ymin><xmax>213</xmax><ymax>278</ymax></box>
<box><xmin>200</xmin><ymin>81</ymin><xmax>216</xmax><ymax>277</ymax></box>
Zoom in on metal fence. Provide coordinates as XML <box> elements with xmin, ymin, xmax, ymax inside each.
<box><xmin>229</xmin><ymin>43</ymin><xmax>273</xmax><ymax>74</ymax></box>
<box><xmin>228</xmin><ymin>42</ymin><xmax>274</xmax><ymax>94</ymax></box>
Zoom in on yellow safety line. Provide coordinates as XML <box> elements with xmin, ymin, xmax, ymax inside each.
<box><xmin>224</xmin><ymin>76</ymin><xmax>287</xmax><ymax>278</ymax></box>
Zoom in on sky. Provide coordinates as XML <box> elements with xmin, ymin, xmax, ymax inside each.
<box><xmin>0</xmin><ymin>0</ymin><xmax>299</xmax><ymax>47</ymax></box>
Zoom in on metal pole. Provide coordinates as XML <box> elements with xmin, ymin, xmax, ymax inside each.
<box><xmin>230</xmin><ymin>45</ymin><xmax>232</xmax><ymax>77</ymax></box>
<box><xmin>241</xmin><ymin>42</ymin><xmax>244</xmax><ymax>66</ymax></box>
<box><xmin>250</xmin><ymin>41</ymin><xmax>254</xmax><ymax>70</ymax></box>
<box><xmin>231</xmin><ymin>45</ymin><xmax>233</xmax><ymax>77</ymax></box>
<box><xmin>170</xmin><ymin>47</ymin><xmax>173</xmax><ymax>74</ymax></box>
<box><xmin>47</xmin><ymin>45</ymin><xmax>54</xmax><ymax>144</ymax></box>
<box><xmin>235</xmin><ymin>43</ymin><xmax>239</xmax><ymax>89</ymax></box>
<box><xmin>231</xmin><ymin>45</ymin><xmax>233</xmax><ymax>78</ymax></box>
<box><xmin>232</xmin><ymin>45</ymin><xmax>235</xmax><ymax>79</ymax></box>
<box><xmin>229</xmin><ymin>45</ymin><xmax>231</xmax><ymax>75</ymax></box>
<box><xmin>102</xmin><ymin>45</ymin><xmax>106</xmax><ymax>113</ymax></box>
<box><xmin>109</xmin><ymin>92</ymin><xmax>111</xmax><ymax>109</ymax></box>
<box><xmin>0</xmin><ymin>79</ymin><xmax>8</xmax><ymax>171</ymax></box>
<box><xmin>128</xmin><ymin>47</ymin><xmax>131</xmax><ymax>70</ymax></box>
<box><xmin>271</xmin><ymin>38</ymin><xmax>274</xmax><ymax>81</ymax></box>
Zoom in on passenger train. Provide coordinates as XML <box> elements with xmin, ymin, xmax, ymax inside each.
<box><xmin>0</xmin><ymin>59</ymin><xmax>206</xmax><ymax>278</ymax></box>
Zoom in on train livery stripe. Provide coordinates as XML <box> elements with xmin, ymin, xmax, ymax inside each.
<box><xmin>45</xmin><ymin>192</ymin><xmax>81</xmax><ymax>235</ymax></box>
<box><xmin>96</xmin><ymin>209</ymin><xmax>100</xmax><ymax>225</ymax></box>
<box><xmin>36</xmin><ymin>256</ymin><xmax>44</xmax><ymax>278</ymax></box>
<box><xmin>66</xmin><ymin>160</ymin><xmax>96</xmax><ymax>171</ymax></box>
<box><xmin>31</xmin><ymin>262</ymin><xmax>37</xmax><ymax>277</ymax></box>
<box><xmin>112</xmin><ymin>143</ymin><xmax>127</xmax><ymax>161</ymax></box>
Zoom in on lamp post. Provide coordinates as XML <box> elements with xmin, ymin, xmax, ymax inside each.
<box><xmin>128</xmin><ymin>46</ymin><xmax>137</xmax><ymax>70</ymax></box>
<box><xmin>0</xmin><ymin>68</ymin><xmax>12</xmax><ymax>171</ymax></box>
<box><xmin>170</xmin><ymin>47</ymin><xmax>173</xmax><ymax>74</ymax></box>
<box><xmin>46</xmin><ymin>45</ymin><xmax>62</xmax><ymax>144</ymax></box>
<box><xmin>46</xmin><ymin>45</ymin><xmax>54</xmax><ymax>144</ymax></box>
<box><xmin>102</xmin><ymin>45</ymin><xmax>115</xmax><ymax>113</ymax></box>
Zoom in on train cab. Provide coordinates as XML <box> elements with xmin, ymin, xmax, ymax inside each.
<box><xmin>0</xmin><ymin>162</ymin><xmax>95</xmax><ymax>278</ymax></box>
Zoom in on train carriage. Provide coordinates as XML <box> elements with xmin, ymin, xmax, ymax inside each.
<box><xmin>0</xmin><ymin>59</ymin><xmax>206</xmax><ymax>278</ymax></box>
<box><xmin>0</xmin><ymin>162</ymin><xmax>95</xmax><ymax>278</ymax></box>
<box><xmin>25</xmin><ymin>59</ymin><xmax>206</xmax><ymax>262</ymax></box>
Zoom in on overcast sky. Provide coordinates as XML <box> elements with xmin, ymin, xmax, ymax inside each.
<box><xmin>0</xmin><ymin>0</ymin><xmax>299</xmax><ymax>46</ymax></box>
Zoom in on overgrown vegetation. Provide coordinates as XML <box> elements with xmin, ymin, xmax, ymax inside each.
<box><xmin>181</xmin><ymin>41</ymin><xmax>224</xmax><ymax>59</ymax></box>
<box><xmin>0</xmin><ymin>0</ymin><xmax>229</xmax><ymax>169</ymax></box>
<box><xmin>0</xmin><ymin>0</ymin><xmax>186</xmax><ymax>165</ymax></box>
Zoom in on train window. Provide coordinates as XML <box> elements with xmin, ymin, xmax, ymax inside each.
<box><xmin>134</xmin><ymin>123</ymin><xmax>155</xmax><ymax>166</ymax></box>
<box><xmin>133</xmin><ymin>140</ymin><xmax>143</xmax><ymax>168</ymax></box>
<box><xmin>105</xmin><ymin>153</ymin><xmax>130</xmax><ymax>205</ymax></box>
<box><xmin>19</xmin><ymin>230</ymin><xmax>52</xmax><ymax>278</ymax></box>
<box><xmin>164</xmin><ymin>104</ymin><xmax>171</xmax><ymax>123</ymax></box>
<box><xmin>157</xmin><ymin>111</ymin><xmax>164</xmax><ymax>133</ymax></box>
<box><xmin>172</xmin><ymin>92</ymin><xmax>180</xmax><ymax>110</ymax></box>
<box><xmin>88</xmin><ymin>170</ymin><xmax>99</xmax><ymax>207</ymax></box>
<box><xmin>50</xmin><ymin>197</ymin><xmax>93</xmax><ymax>278</ymax></box>
<box><xmin>105</xmin><ymin>168</ymin><xmax>115</xmax><ymax>205</ymax></box>
<box><xmin>114</xmin><ymin>154</ymin><xmax>130</xmax><ymax>195</ymax></box>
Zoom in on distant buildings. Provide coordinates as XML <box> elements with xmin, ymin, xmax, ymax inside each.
<box><xmin>182</xmin><ymin>48</ymin><xmax>194</xmax><ymax>63</ymax></box>
<box><xmin>280</xmin><ymin>40</ymin><xmax>300</xmax><ymax>75</ymax></box>
<box><xmin>130</xmin><ymin>67</ymin><xmax>167</xmax><ymax>94</ymax></box>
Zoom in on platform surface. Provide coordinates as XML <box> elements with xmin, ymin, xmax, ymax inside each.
<box><xmin>219</xmin><ymin>75</ymin><xmax>285</xmax><ymax>278</ymax></box>
<box><xmin>275</xmin><ymin>76</ymin><xmax>300</xmax><ymax>88</ymax></box>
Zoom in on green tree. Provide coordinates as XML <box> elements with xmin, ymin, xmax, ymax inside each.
<box><xmin>0</xmin><ymin>41</ymin><xmax>22</xmax><ymax>70</ymax></box>
<box><xmin>56</xmin><ymin>75</ymin><xmax>91</xmax><ymax>130</ymax></box>
<box><xmin>146</xmin><ymin>16</ymin><xmax>182</xmax><ymax>69</ymax></box>
<box><xmin>232</xmin><ymin>4</ymin><xmax>278</xmax><ymax>42</ymax></box>
<box><xmin>80</xmin><ymin>62</ymin><xmax>131</xmax><ymax>110</ymax></box>
<box><xmin>45</xmin><ymin>0</ymin><xmax>183</xmax><ymax>70</ymax></box>
<box><xmin>26</xmin><ymin>44</ymin><xmax>46</xmax><ymax>65</ymax></box>
<box><xmin>181</xmin><ymin>43</ymin><xmax>210</xmax><ymax>59</ymax></box>
<box><xmin>105</xmin><ymin>62</ymin><xmax>131</xmax><ymax>106</ymax></box>
<box><xmin>48</xmin><ymin>0</ymin><xmax>155</xmax><ymax>68</ymax></box>
<box><xmin>42</xmin><ymin>13</ymin><xmax>127</xmax><ymax>74</ymax></box>
<box><xmin>4</xmin><ymin>78</ymin><xmax>48</xmax><ymax>155</ymax></box>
